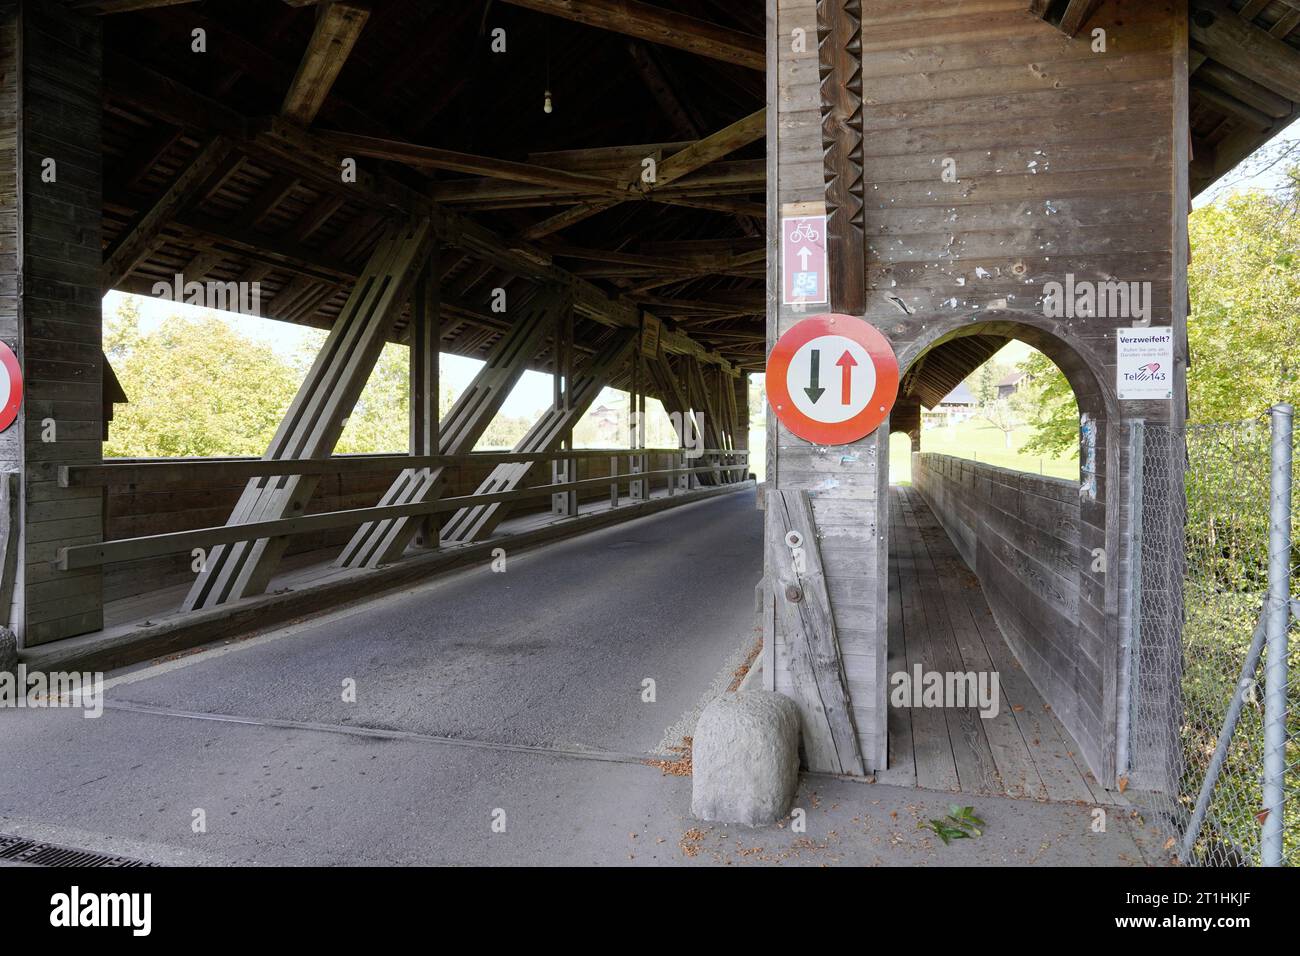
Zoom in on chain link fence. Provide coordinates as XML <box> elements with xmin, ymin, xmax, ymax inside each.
<box><xmin>1127</xmin><ymin>410</ymin><xmax>1296</xmax><ymax>866</ymax></box>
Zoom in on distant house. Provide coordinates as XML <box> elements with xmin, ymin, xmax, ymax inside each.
<box><xmin>997</xmin><ymin>369</ymin><xmax>1030</xmax><ymax>399</ymax></box>
<box><xmin>925</xmin><ymin>381</ymin><xmax>978</xmax><ymax>425</ymax></box>
<box><xmin>588</xmin><ymin>401</ymin><xmax>623</xmax><ymax>443</ymax></box>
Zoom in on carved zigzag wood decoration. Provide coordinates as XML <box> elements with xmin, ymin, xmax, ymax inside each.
<box><xmin>817</xmin><ymin>0</ymin><xmax>867</xmax><ymax>315</ymax></box>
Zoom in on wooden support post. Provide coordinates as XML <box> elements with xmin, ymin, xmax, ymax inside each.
<box><xmin>409</xmin><ymin>248</ymin><xmax>440</xmax><ymax>549</ymax></box>
<box><xmin>766</xmin><ymin>489</ymin><xmax>865</xmax><ymax>776</ymax></box>
<box><xmin>184</xmin><ymin>218</ymin><xmax>434</xmax><ymax>610</ymax></box>
<box><xmin>6</xmin><ymin>1</ymin><xmax>108</xmax><ymax>645</ymax></box>
<box><xmin>609</xmin><ymin>456</ymin><xmax>619</xmax><ymax>507</ymax></box>
<box><xmin>551</xmin><ymin>307</ymin><xmax>578</xmax><ymax>517</ymax></box>
<box><xmin>337</xmin><ymin>285</ymin><xmax>563</xmax><ymax>569</ymax></box>
<box><xmin>629</xmin><ymin>352</ymin><xmax>646</xmax><ymax>500</ymax></box>
<box><xmin>770</xmin><ymin>0</ymin><xmax>886</xmax><ymax>774</ymax></box>
<box><xmin>684</xmin><ymin>356</ymin><xmax>728</xmax><ymax>485</ymax></box>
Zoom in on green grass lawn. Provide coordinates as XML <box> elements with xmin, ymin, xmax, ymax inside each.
<box><xmin>748</xmin><ymin>416</ymin><xmax>1075</xmax><ymax>486</ymax></box>
<box><xmin>890</xmin><ymin>419</ymin><xmax>1078</xmax><ymax>484</ymax></box>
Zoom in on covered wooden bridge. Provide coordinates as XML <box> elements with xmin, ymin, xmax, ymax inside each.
<box><xmin>1</xmin><ymin>0</ymin><xmax>1294</xmax><ymax>808</ymax></box>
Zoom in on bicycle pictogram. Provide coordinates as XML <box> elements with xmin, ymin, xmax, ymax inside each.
<box><xmin>788</xmin><ymin>220</ymin><xmax>820</xmax><ymax>244</ymax></box>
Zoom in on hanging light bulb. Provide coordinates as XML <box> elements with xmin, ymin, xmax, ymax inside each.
<box><xmin>543</xmin><ymin>22</ymin><xmax>553</xmax><ymax>115</ymax></box>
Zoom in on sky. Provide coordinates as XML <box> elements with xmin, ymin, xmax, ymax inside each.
<box><xmin>1194</xmin><ymin>116</ymin><xmax>1300</xmax><ymax>209</ymax></box>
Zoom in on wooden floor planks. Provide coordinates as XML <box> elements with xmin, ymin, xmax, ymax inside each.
<box><xmin>885</xmin><ymin>485</ymin><xmax>1121</xmax><ymax>805</ymax></box>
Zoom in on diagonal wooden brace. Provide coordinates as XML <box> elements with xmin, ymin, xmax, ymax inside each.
<box><xmin>183</xmin><ymin>218</ymin><xmax>434</xmax><ymax>610</ymax></box>
<box><xmin>439</xmin><ymin>328</ymin><xmax>638</xmax><ymax>545</ymax></box>
<box><xmin>336</xmin><ymin>286</ymin><xmax>566</xmax><ymax>568</ymax></box>
<box><xmin>766</xmin><ymin>488</ymin><xmax>865</xmax><ymax>775</ymax></box>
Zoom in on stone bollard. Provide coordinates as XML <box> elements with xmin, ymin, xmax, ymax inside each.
<box><xmin>691</xmin><ymin>690</ymin><xmax>800</xmax><ymax>826</ymax></box>
<box><xmin>0</xmin><ymin>625</ymin><xmax>16</xmax><ymax>675</ymax></box>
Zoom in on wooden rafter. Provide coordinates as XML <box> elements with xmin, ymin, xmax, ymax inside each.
<box><xmin>281</xmin><ymin>1</ymin><xmax>370</xmax><ymax>124</ymax></box>
<box><xmin>1191</xmin><ymin>0</ymin><xmax>1300</xmax><ymax>101</ymax></box>
<box><xmin>100</xmin><ymin>29</ymin><xmax>753</xmax><ymax>370</ymax></box>
<box><xmin>1058</xmin><ymin>0</ymin><xmax>1102</xmax><ymax>37</ymax></box>
<box><xmin>1029</xmin><ymin>0</ymin><xmax>1102</xmax><ymax>38</ymax></box>
<box><xmin>496</xmin><ymin>0</ymin><xmax>764</xmax><ymax>70</ymax></box>
<box><xmin>519</xmin><ymin>202</ymin><xmax>619</xmax><ymax>240</ymax></box>
<box><xmin>72</xmin><ymin>0</ymin><xmax>198</xmax><ymax>12</ymax></box>
<box><xmin>318</xmin><ymin>131</ymin><xmax>631</xmax><ymax>197</ymax></box>
<box><xmin>101</xmin><ymin>136</ymin><xmax>234</xmax><ymax>292</ymax></box>
<box><xmin>653</xmin><ymin>109</ymin><xmax>766</xmax><ymax>187</ymax></box>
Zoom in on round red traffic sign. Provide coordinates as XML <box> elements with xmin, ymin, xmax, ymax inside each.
<box><xmin>0</xmin><ymin>341</ymin><xmax>20</xmax><ymax>433</ymax></box>
<box><xmin>765</xmin><ymin>314</ymin><xmax>899</xmax><ymax>445</ymax></box>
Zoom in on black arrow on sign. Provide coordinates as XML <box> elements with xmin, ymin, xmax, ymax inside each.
<box><xmin>804</xmin><ymin>349</ymin><xmax>825</xmax><ymax>403</ymax></box>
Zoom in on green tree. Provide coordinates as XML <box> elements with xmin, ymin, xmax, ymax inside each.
<box><xmin>1185</xmin><ymin>185</ymin><xmax>1300</xmax><ymax>421</ymax></box>
<box><xmin>104</xmin><ymin>300</ymin><xmax>301</xmax><ymax>458</ymax></box>
<box><xmin>332</xmin><ymin>341</ymin><xmax>411</xmax><ymax>454</ymax></box>
<box><xmin>1020</xmin><ymin>167</ymin><xmax>1300</xmax><ymax>454</ymax></box>
<box><xmin>974</xmin><ymin>361</ymin><xmax>1008</xmax><ymax>406</ymax></box>
<box><xmin>1018</xmin><ymin>351</ymin><xmax>1080</xmax><ymax>457</ymax></box>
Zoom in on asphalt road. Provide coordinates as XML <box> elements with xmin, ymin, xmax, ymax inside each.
<box><xmin>0</xmin><ymin>487</ymin><xmax>1167</xmax><ymax>866</ymax></box>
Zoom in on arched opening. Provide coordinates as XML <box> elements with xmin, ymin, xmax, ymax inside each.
<box><xmin>881</xmin><ymin>314</ymin><xmax>1120</xmax><ymax>798</ymax></box>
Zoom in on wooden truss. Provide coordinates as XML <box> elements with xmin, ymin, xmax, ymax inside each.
<box><xmin>439</xmin><ymin>328</ymin><xmax>639</xmax><ymax>545</ymax></box>
<box><xmin>337</xmin><ymin>286</ymin><xmax>568</xmax><ymax>569</ymax></box>
<box><xmin>183</xmin><ymin>217</ymin><xmax>434</xmax><ymax>610</ymax></box>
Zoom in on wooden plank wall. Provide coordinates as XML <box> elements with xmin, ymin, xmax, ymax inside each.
<box><xmin>770</xmin><ymin>0</ymin><xmax>891</xmax><ymax>771</ymax></box>
<box><xmin>100</xmin><ymin>454</ymin><xmax>634</xmax><ymax>605</ymax></box>
<box><xmin>913</xmin><ymin>453</ymin><xmax>1109</xmax><ymax>775</ymax></box>
<box><xmin>6</xmin><ymin>1</ymin><xmax>106</xmax><ymax>646</ymax></box>
<box><xmin>770</xmin><ymin>0</ymin><xmax>1188</xmax><ymax>782</ymax></box>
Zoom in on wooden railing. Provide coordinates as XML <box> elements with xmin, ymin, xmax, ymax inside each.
<box><xmin>55</xmin><ymin>448</ymin><xmax>751</xmax><ymax>571</ymax></box>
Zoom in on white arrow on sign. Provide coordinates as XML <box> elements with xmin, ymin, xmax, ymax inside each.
<box><xmin>797</xmin><ymin>247</ymin><xmax>812</xmax><ymax>269</ymax></box>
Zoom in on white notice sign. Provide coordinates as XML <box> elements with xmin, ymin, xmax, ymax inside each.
<box><xmin>1116</xmin><ymin>327</ymin><xmax>1174</xmax><ymax>400</ymax></box>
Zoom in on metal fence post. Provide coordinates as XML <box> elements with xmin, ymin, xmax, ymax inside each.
<box><xmin>1263</xmin><ymin>403</ymin><xmax>1293</xmax><ymax>867</ymax></box>
<box><xmin>1118</xmin><ymin>419</ymin><xmax>1144</xmax><ymax>779</ymax></box>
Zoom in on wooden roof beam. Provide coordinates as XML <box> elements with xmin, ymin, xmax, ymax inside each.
<box><xmin>318</xmin><ymin>131</ymin><xmax>631</xmax><ymax>198</ymax></box>
<box><xmin>1191</xmin><ymin>81</ymin><xmax>1274</xmax><ymax>130</ymax></box>
<box><xmin>519</xmin><ymin>202</ymin><xmax>619</xmax><ymax>240</ymax></box>
<box><xmin>281</xmin><ymin>1</ymin><xmax>371</xmax><ymax>124</ymax></box>
<box><xmin>495</xmin><ymin>0</ymin><xmax>764</xmax><ymax>71</ymax></box>
<box><xmin>104</xmin><ymin>68</ymin><xmax>739</xmax><ymax>371</ymax></box>
<box><xmin>433</xmin><ymin>158</ymin><xmax>764</xmax><ymax>206</ymax></box>
<box><xmin>1029</xmin><ymin>0</ymin><xmax>1101</xmax><ymax>38</ymax></box>
<box><xmin>1198</xmin><ymin>61</ymin><xmax>1294</xmax><ymax>118</ymax></box>
<box><xmin>652</xmin><ymin>109</ymin><xmax>766</xmax><ymax>187</ymax></box>
<box><xmin>102</xmin><ymin>137</ymin><xmax>235</xmax><ymax>292</ymax></box>
<box><xmin>1191</xmin><ymin>0</ymin><xmax>1300</xmax><ymax>102</ymax></box>
<box><xmin>73</xmin><ymin>0</ymin><xmax>198</xmax><ymax>12</ymax></box>
<box><xmin>1058</xmin><ymin>0</ymin><xmax>1102</xmax><ymax>37</ymax></box>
